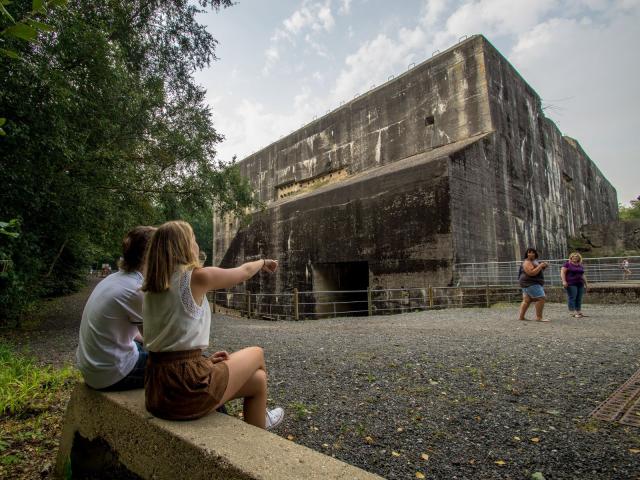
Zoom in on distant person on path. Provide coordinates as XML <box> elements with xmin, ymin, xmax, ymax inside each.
<box><xmin>561</xmin><ymin>252</ymin><xmax>588</xmax><ymax>318</ymax></box>
<box><xmin>76</xmin><ymin>226</ymin><xmax>156</xmax><ymax>390</ymax></box>
<box><xmin>518</xmin><ymin>248</ymin><xmax>549</xmax><ymax>322</ymax></box>
<box><xmin>142</xmin><ymin>220</ymin><xmax>284</xmax><ymax>429</ymax></box>
<box><xmin>621</xmin><ymin>258</ymin><xmax>632</xmax><ymax>280</ymax></box>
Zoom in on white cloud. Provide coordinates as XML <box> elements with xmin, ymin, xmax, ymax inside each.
<box><xmin>347</xmin><ymin>25</ymin><xmax>354</xmax><ymax>38</ymax></box>
<box><xmin>283</xmin><ymin>0</ymin><xmax>335</xmax><ymax>34</ymax></box>
<box><xmin>509</xmin><ymin>5</ymin><xmax>640</xmax><ymax>201</ymax></box>
<box><xmin>262</xmin><ymin>46</ymin><xmax>280</xmax><ymax>75</ymax></box>
<box><xmin>421</xmin><ymin>0</ymin><xmax>448</xmax><ymax>27</ymax></box>
<box><xmin>263</xmin><ymin>0</ymin><xmax>336</xmax><ymax>74</ymax></box>
<box><xmin>443</xmin><ymin>0</ymin><xmax>556</xmax><ymax>39</ymax></box>
<box><xmin>338</xmin><ymin>0</ymin><xmax>352</xmax><ymax>15</ymax></box>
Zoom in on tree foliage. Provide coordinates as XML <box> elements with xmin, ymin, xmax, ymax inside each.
<box><xmin>0</xmin><ymin>0</ymin><xmax>254</xmax><ymax>321</ymax></box>
<box><xmin>619</xmin><ymin>196</ymin><xmax>640</xmax><ymax>221</ymax></box>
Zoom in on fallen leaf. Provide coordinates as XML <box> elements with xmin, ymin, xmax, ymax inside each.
<box><xmin>629</xmin><ymin>448</ymin><xmax>640</xmax><ymax>454</ymax></box>
<box><xmin>392</xmin><ymin>451</ymin><xmax>401</xmax><ymax>457</ymax></box>
<box><xmin>397</xmin><ymin>427</ymin><xmax>404</xmax><ymax>432</ymax></box>
<box><xmin>364</xmin><ymin>436</ymin><xmax>374</xmax><ymax>445</ymax></box>
<box><xmin>468</xmin><ymin>459</ymin><xmax>476</xmax><ymax>464</ymax></box>
<box><xmin>513</xmin><ymin>436</ymin><xmax>521</xmax><ymax>441</ymax></box>
<box><xmin>322</xmin><ymin>443</ymin><xmax>329</xmax><ymax>448</ymax></box>
<box><xmin>421</xmin><ymin>453</ymin><xmax>429</xmax><ymax>461</ymax></box>
<box><xmin>416</xmin><ymin>473</ymin><xmax>426</xmax><ymax>479</ymax></box>
<box><xmin>531</xmin><ymin>437</ymin><xmax>540</xmax><ymax>443</ymax></box>
<box><xmin>531</xmin><ymin>472</ymin><xmax>546</xmax><ymax>480</ymax></box>
<box><xmin>287</xmin><ymin>435</ymin><xmax>294</xmax><ymax>441</ymax></box>
<box><xmin>495</xmin><ymin>460</ymin><xmax>506</xmax><ymax>466</ymax></box>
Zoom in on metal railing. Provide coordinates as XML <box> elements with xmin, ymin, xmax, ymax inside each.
<box><xmin>453</xmin><ymin>256</ymin><xmax>640</xmax><ymax>287</ymax></box>
<box><xmin>211</xmin><ymin>285</ymin><xmax>545</xmax><ymax>321</ymax></box>
<box><xmin>210</xmin><ymin>256</ymin><xmax>639</xmax><ymax>321</ymax></box>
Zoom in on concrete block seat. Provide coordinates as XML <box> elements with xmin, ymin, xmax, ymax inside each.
<box><xmin>55</xmin><ymin>384</ymin><xmax>381</xmax><ymax>479</ymax></box>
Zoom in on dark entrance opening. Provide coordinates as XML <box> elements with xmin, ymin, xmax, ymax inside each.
<box><xmin>312</xmin><ymin>262</ymin><xmax>369</xmax><ymax>317</ymax></box>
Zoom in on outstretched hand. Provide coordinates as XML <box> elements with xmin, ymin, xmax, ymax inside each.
<box><xmin>262</xmin><ymin>259</ymin><xmax>278</xmax><ymax>273</ymax></box>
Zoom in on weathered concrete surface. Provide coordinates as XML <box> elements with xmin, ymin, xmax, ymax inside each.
<box><xmin>54</xmin><ymin>384</ymin><xmax>382</xmax><ymax>480</ymax></box>
<box><xmin>571</xmin><ymin>219</ymin><xmax>640</xmax><ymax>256</ymax></box>
<box><xmin>221</xmin><ymin>137</ymin><xmax>489</xmax><ymax>316</ymax></box>
<box><xmin>214</xmin><ymin>35</ymin><xmax>617</xmax><ymax>308</ymax></box>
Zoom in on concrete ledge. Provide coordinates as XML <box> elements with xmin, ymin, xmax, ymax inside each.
<box><xmin>55</xmin><ymin>384</ymin><xmax>382</xmax><ymax>480</ymax></box>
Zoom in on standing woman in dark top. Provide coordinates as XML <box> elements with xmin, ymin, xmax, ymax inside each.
<box><xmin>561</xmin><ymin>252</ymin><xmax>588</xmax><ymax>318</ymax></box>
<box><xmin>518</xmin><ymin>248</ymin><xmax>550</xmax><ymax>322</ymax></box>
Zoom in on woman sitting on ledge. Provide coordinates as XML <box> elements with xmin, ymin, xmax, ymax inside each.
<box><xmin>142</xmin><ymin>220</ymin><xmax>283</xmax><ymax>429</ymax></box>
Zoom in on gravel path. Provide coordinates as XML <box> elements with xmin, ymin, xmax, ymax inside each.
<box><xmin>4</xmin><ymin>279</ymin><xmax>640</xmax><ymax>479</ymax></box>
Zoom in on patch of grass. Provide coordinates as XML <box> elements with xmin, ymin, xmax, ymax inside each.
<box><xmin>576</xmin><ymin>418</ymin><xmax>601</xmax><ymax>433</ymax></box>
<box><xmin>289</xmin><ymin>401</ymin><xmax>317</xmax><ymax>421</ymax></box>
<box><xmin>0</xmin><ymin>340</ymin><xmax>79</xmax><ymax>479</ymax></box>
<box><xmin>0</xmin><ymin>342</ymin><xmax>79</xmax><ymax>416</ymax></box>
<box><xmin>224</xmin><ymin>399</ymin><xmax>244</xmax><ymax>417</ymax></box>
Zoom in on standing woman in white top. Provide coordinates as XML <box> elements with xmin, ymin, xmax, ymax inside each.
<box><xmin>142</xmin><ymin>220</ymin><xmax>282</xmax><ymax>428</ymax></box>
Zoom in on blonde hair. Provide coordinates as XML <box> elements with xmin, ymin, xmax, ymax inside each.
<box><xmin>568</xmin><ymin>252</ymin><xmax>583</xmax><ymax>263</ymax></box>
<box><xmin>142</xmin><ymin>221</ymin><xmax>200</xmax><ymax>293</ymax></box>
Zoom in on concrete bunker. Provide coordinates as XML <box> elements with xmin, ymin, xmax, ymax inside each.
<box><xmin>213</xmin><ymin>34</ymin><xmax>618</xmax><ymax>309</ymax></box>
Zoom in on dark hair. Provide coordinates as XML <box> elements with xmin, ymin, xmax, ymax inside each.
<box><xmin>523</xmin><ymin>248</ymin><xmax>538</xmax><ymax>259</ymax></box>
<box><xmin>119</xmin><ymin>226</ymin><xmax>156</xmax><ymax>272</ymax></box>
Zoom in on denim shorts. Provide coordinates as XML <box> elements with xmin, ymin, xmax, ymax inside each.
<box><xmin>522</xmin><ymin>284</ymin><xmax>545</xmax><ymax>299</ymax></box>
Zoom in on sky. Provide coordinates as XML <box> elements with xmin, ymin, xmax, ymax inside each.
<box><xmin>194</xmin><ymin>0</ymin><xmax>640</xmax><ymax>205</ymax></box>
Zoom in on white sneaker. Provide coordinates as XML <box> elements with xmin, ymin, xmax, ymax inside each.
<box><xmin>265</xmin><ymin>407</ymin><xmax>284</xmax><ymax>430</ymax></box>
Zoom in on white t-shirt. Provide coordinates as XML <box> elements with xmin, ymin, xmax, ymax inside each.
<box><xmin>143</xmin><ymin>267</ymin><xmax>211</xmax><ymax>352</ymax></box>
<box><xmin>76</xmin><ymin>271</ymin><xmax>143</xmax><ymax>389</ymax></box>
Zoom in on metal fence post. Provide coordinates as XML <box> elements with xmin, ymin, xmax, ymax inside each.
<box><xmin>246</xmin><ymin>291</ymin><xmax>251</xmax><ymax>318</ymax></box>
<box><xmin>211</xmin><ymin>291</ymin><xmax>217</xmax><ymax>313</ymax></box>
<box><xmin>428</xmin><ymin>285</ymin><xmax>434</xmax><ymax>308</ymax></box>
<box><xmin>485</xmin><ymin>286</ymin><xmax>490</xmax><ymax>308</ymax></box>
<box><xmin>293</xmin><ymin>288</ymin><xmax>299</xmax><ymax>321</ymax></box>
<box><xmin>367</xmin><ymin>287</ymin><xmax>372</xmax><ymax>316</ymax></box>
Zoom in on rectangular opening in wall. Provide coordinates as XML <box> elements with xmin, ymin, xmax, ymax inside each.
<box><xmin>425</xmin><ymin>115</ymin><xmax>435</xmax><ymax>127</ymax></box>
<box><xmin>312</xmin><ymin>262</ymin><xmax>369</xmax><ymax>317</ymax></box>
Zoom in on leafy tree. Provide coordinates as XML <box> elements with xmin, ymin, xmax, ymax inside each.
<box><xmin>0</xmin><ymin>0</ymin><xmax>255</xmax><ymax>321</ymax></box>
<box><xmin>619</xmin><ymin>196</ymin><xmax>640</xmax><ymax>220</ymax></box>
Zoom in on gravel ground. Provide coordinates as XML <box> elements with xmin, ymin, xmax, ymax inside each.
<box><xmin>211</xmin><ymin>304</ymin><xmax>640</xmax><ymax>480</ymax></box>
<box><xmin>4</xmin><ymin>279</ymin><xmax>640</xmax><ymax>479</ymax></box>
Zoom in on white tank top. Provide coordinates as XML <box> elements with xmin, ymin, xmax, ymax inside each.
<box><xmin>143</xmin><ymin>267</ymin><xmax>211</xmax><ymax>352</ymax></box>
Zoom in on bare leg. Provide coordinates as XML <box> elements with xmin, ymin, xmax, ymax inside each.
<box><xmin>534</xmin><ymin>298</ymin><xmax>546</xmax><ymax>320</ymax></box>
<box><xmin>217</xmin><ymin>346</ymin><xmax>268</xmax><ymax>428</ymax></box>
<box><xmin>519</xmin><ymin>295</ymin><xmax>531</xmax><ymax>320</ymax></box>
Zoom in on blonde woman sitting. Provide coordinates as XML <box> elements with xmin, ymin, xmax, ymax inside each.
<box><xmin>142</xmin><ymin>220</ymin><xmax>283</xmax><ymax>428</ymax></box>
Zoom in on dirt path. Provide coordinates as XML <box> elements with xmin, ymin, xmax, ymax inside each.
<box><xmin>1</xmin><ymin>276</ymin><xmax>100</xmax><ymax>366</ymax></box>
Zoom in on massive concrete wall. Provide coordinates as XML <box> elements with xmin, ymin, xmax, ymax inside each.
<box><xmin>215</xmin><ymin>36</ymin><xmax>493</xmax><ymax>267</ymax></box>
<box><xmin>215</xmin><ymin>35</ymin><xmax>617</xmax><ymax>298</ymax></box>
<box><xmin>449</xmin><ymin>37</ymin><xmax>617</xmax><ymax>262</ymax></box>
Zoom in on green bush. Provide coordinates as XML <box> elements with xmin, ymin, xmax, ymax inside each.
<box><xmin>0</xmin><ymin>342</ymin><xmax>78</xmax><ymax>416</ymax></box>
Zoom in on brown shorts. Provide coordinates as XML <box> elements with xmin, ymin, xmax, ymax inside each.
<box><xmin>145</xmin><ymin>350</ymin><xmax>229</xmax><ymax>421</ymax></box>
